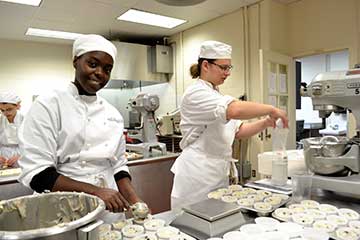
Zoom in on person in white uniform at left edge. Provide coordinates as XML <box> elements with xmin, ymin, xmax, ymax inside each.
<box><xmin>18</xmin><ymin>34</ymin><xmax>147</xmax><ymax>216</ymax></box>
<box><xmin>0</xmin><ymin>92</ymin><xmax>24</xmax><ymax>168</ymax></box>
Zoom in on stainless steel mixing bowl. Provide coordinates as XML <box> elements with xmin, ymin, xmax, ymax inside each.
<box><xmin>302</xmin><ymin>136</ymin><xmax>349</xmax><ymax>175</ymax></box>
<box><xmin>0</xmin><ymin>191</ymin><xmax>105</xmax><ymax>240</ymax></box>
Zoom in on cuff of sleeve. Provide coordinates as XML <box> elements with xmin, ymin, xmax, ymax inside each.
<box><xmin>214</xmin><ymin>95</ymin><xmax>236</xmax><ymax>123</ymax></box>
<box><xmin>29</xmin><ymin>167</ymin><xmax>60</xmax><ymax>193</ymax></box>
<box><xmin>114</xmin><ymin>170</ymin><xmax>132</xmax><ymax>182</ymax></box>
<box><xmin>236</xmin><ymin>120</ymin><xmax>244</xmax><ymax>132</ymax></box>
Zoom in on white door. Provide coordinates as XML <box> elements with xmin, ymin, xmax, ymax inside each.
<box><xmin>260</xmin><ymin>49</ymin><xmax>296</xmax><ymax>150</ymax></box>
<box><xmin>250</xmin><ymin>49</ymin><xmax>295</xmax><ymax>179</ymax></box>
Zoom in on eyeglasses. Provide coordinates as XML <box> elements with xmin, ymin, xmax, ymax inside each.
<box><xmin>0</xmin><ymin>108</ymin><xmax>16</xmax><ymax>113</ymax></box>
<box><xmin>209</xmin><ymin>62</ymin><xmax>233</xmax><ymax>72</ymax></box>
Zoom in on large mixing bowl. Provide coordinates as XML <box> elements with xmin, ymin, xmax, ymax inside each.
<box><xmin>302</xmin><ymin>136</ymin><xmax>349</xmax><ymax>175</ymax></box>
<box><xmin>0</xmin><ymin>192</ymin><xmax>105</xmax><ymax>240</ymax></box>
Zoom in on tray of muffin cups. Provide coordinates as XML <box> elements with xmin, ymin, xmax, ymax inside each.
<box><xmin>97</xmin><ymin>215</ymin><xmax>197</xmax><ymax>240</ymax></box>
<box><xmin>207</xmin><ymin>185</ymin><xmax>290</xmax><ymax>217</ymax></box>
<box><xmin>271</xmin><ymin>199</ymin><xmax>360</xmax><ymax>240</ymax></box>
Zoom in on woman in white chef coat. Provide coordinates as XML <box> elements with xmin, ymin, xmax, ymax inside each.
<box><xmin>171</xmin><ymin>40</ymin><xmax>289</xmax><ymax>210</ymax></box>
<box><xmin>18</xmin><ymin>34</ymin><xmax>147</xmax><ymax>218</ymax></box>
<box><xmin>0</xmin><ymin>92</ymin><xmax>23</xmax><ymax>168</ymax></box>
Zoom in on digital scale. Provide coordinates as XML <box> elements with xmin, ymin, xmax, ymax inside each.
<box><xmin>170</xmin><ymin>199</ymin><xmax>246</xmax><ymax>239</ymax></box>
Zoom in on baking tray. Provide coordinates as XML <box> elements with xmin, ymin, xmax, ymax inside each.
<box><xmin>238</xmin><ymin>196</ymin><xmax>291</xmax><ymax>216</ymax></box>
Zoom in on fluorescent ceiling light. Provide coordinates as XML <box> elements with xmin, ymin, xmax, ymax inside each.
<box><xmin>0</xmin><ymin>0</ymin><xmax>42</xmax><ymax>6</ymax></box>
<box><xmin>117</xmin><ymin>9</ymin><xmax>186</xmax><ymax>29</ymax></box>
<box><xmin>26</xmin><ymin>28</ymin><xmax>84</xmax><ymax>40</ymax></box>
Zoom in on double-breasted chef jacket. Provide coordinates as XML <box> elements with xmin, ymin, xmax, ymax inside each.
<box><xmin>18</xmin><ymin>83</ymin><xmax>129</xmax><ymax>191</ymax></box>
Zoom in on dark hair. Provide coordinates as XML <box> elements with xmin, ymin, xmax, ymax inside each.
<box><xmin>189</xmin><ymin>58</ymin><xmax>215</xmax><ymax>79</ymax></box>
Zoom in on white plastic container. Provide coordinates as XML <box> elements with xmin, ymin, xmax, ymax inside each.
<box><xmin>258</xmin><ymin>150</ymin><xmax>306</xmax><ymax>177</ymax></box>
<box><xmin>271</xmin><ymin>151</ymin><xmax>288</xmax><ymax>186</ymax></box>
<box><xmin>121</xmin><ymin>224</ymin><xmax>145</xmax><ymax>240</ymax></box>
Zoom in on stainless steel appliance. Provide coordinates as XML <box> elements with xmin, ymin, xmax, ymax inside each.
<box><xmin>170</xmin><ymin>199</ymin><xmax>245</xmax><ymax>239</ymax></box>
<box><xmin>157</xmin><ymin>108</ymin><xmax>181</xmax><ymax>136</ymax></box>
<box><xmin>126</xmin><ymin>93</ymin><xmax>167</xmax><ymax>158</ymax></box>
<box><xmin>0</xmin><ymin>192</ymin><xmax>105</xmax><ymax>240</ymax></box>
<box><xmin>301</xmin><ymin>69</ymin><xmax>360</xmax><ymax>195</ymax></box>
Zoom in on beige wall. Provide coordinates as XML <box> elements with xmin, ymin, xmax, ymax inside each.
<box><xmin>260</xmin><ymin>0</ymin><xmax>289</xmax><ymax>54</ymax></box>
<box><xmin>171</xmin><ymin>9</ymin><xmax>246</xmax><ymax>98</ymax></box>
<box><xmin>0</xmin><ymin>39</ymin><xmax>73</xmax><ymax>112</ymax></box>
<box><xmin>288</xmin><ymin>0</ymin><xmax>359</xmax><ymax>64</ymax></box>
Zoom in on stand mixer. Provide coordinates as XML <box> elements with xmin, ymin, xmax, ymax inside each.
<box><xmin>126</xmin><ymin>93</ymin><xmax>166</xmax><ymax>158</ymax></box>
<box><xmin>301</xmin><ymin>69</ymin><xmax>360</xmax><ymax>195</ymax></box>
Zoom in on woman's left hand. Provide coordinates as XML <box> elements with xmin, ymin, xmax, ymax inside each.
<box><xmin>263</xmin><ymin>116</ymin><xmax>276</xmax><ymax>128</ymax></box>
<box><xmin>7</xmin><ymin>155</ymin><xmax>20</xmax><ymax>167</ymax></box>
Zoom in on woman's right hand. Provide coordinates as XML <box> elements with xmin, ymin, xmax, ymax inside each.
<box><xmin>270</xmin><ymin>107</ymin><xmax>289</xmax><ymax>128</ymax></box>
<box><xmin>0</xmin><ymin>156</ymin><xmax>8</xmax><ymax>167</ymax></box>
<box><xmin>93</xmin><ymin>187</ymin><xmax>130</xmax><ymax>213</ymax></box>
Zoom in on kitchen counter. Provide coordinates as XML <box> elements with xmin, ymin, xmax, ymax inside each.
<box><xmin>153</xmin><ymin>189</ymin><xmax>360</xmax><ymax>239</ymax></box>
<box><xmin>0</xmin><ymin>152</ymin><xmax>180</xmax><ymax>186</ymax></box>
<box><xmin>0</xmin><ymin>153</ymin><xmax>180</xmax><ymax>211</ymax></box>
<box><xmin>128</xmin><ymin>152</ymin><xmax>179</xmax><ymax>166</ymax></box>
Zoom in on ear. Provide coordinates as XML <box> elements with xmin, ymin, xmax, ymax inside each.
<box><xmin>202</xmin><ymin>60</ymin><xmax>210</xmax><ymax>72</ymax></box>
<box><xmin>73</xmin><ymin>57</ymin><xmax>78</xmax><ymax>68</ymax></box>
<box><xmin>16</xmin><ymin>102</ymin><xmax>21</xmax><ymax>110</ymax></box>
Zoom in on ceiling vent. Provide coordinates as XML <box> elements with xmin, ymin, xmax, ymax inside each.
<box><xmin>154</xmin><ymin>0</ymin><xmax>207</xmax><ymax>6</ymax></box>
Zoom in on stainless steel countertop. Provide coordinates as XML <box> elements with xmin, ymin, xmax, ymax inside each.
<box><xmin>0</xmin><ymin>153</ymin><xmax>180</xmax><ymax>185</ymax></box>
<box><xmin>155</xmin><ymin>189</ymin><xmax>360</xmax><ymax>227</ymax></box>
<box><xmin>127</xmin><ymin>152</ymin><xmax>179</xmax><ymax>166</ymax></box>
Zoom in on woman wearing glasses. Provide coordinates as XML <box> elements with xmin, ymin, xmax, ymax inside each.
<box><xmin>0</xmin><ymin>92</ymin><xmax>23</xmax><ymax>168</ymax></box>
<box><xmin>170</xmin><ymin>40</ymin><xmax>289</xmax><ymax>210</ymax></box>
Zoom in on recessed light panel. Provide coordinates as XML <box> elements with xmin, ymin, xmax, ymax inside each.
<box><xmin>117</xmin><ymin>9</ymin><xmax>186</xmax><ymax>29</ymax></box>
<box><xmin>26</xmin><ymin>28</ymin><xmax>83</xmax><ymax>40</ymax></box>
<box><xmin>0</xmin><ymin>0</ymin><xmax>42</xmax><ymax>6</ymax></box>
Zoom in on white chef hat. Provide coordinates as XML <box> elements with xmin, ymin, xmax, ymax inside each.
<box><xmin>0</xmin><ymin>91</ymin><xmax>21</xmax><ymax>104</ymax></box>
<box><xmin>72</xmin><ymin>34</ymin><xmax>117</xmax><ymax>61</ymax></box>
<box><xmin>199</xmin><ymin>40</ymin><xmax>232</xmax><ymax>59</ymax></box>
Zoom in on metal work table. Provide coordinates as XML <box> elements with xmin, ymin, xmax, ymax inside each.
<box><xmin>153</xmin><ymin>189</ymin><xmax>360</xmax><ymax>239</ymax></box>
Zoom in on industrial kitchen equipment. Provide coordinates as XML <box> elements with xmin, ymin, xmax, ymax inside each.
<box><xmin>170</xmin><ymin>199</ymin><xmax>245</xmax><ymax>239</ymax></box>
<box><xmin>126</xmin><ymin>93</ymin><xmax>167</xmax><ymax>158</ymax></box>
<box><xmin>157</xmin><ymin>108</ymin><xmax>181</xmax><ymax>136</ymax></box>
<box><xmin>300</xmin><ymin>69</ymin><xmax>360</xmax><ymax>195</ymax></box>
<box><xmin>0</xmin><ymin>192</ymin><xmax>105</xmax><ymax>240</ymax></box>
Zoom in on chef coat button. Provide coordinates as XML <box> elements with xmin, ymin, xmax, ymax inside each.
<box><xmin>88</xmin><ymin>118</ymin><xmax>91</xmax><ymax>122</ymax></box>
<box><xmin>104</xmin><ymin>122</ymin><xmax>106</xmax><ymax>125</ymax></box>
<box><xmin>204</xmin><ymin>125</ymin><xmax>207</xmax><ymax>129</ymax></box>
<box><xmin>99</xmin><ymin>100</ymin><xmax>103</xmax><ymax>104</ymax></box>
<box><xmin>81</xmin><ymin>161</ymin><xmax>86</xmax><ymax>167</ymax></box>
<box><xmin>105</xmin><ymin>143</ymin><xmax>108</xmax><ymax>147</ymax></box>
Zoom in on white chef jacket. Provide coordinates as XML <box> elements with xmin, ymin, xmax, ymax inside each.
<box><xmin>171</xmin><ymin>79</ymin><xmax>242</xmax><ymax>210</ymax></box>
<box><xmin>0</xmin><ymin>111</ymin><xmax>24</xmax><ymax>159</ymax></box>
<box><xmin>18</xmin><ymin>83</ymin><xmax>129</xmax><ymax>191</ymax></box>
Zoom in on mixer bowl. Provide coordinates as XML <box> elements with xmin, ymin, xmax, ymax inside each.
<box><xmin>0</xmin><ymin>191</ymin><xmax>105</xmax><ymax>240</ymax></box>
<box><xmin>302</xmin><ymin>136</ymin><xmax>349</xmax><ymax>175</ymax></box>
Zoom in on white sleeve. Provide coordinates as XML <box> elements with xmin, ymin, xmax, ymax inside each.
<box><xmin>111</xmin><ymin>134</ymin><xmax>129</xmax><ymax>174</ymax></box>
<box><xmin>17</xmin><ymin>100</ymin><xmax>58</xmax><ymax>188</ymax></box>
<box><xmin>236</xmin><ymin>120</ymin><xmax>244</xmax><ymax>132</ymax></box>
<box><xmin>182</xmin><ymin>87</ymin><xmax>235</xmax><ymax>125</ymax></box>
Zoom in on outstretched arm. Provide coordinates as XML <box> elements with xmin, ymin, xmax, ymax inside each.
<box><xmin>235</xmin><ymin>117</ymin><xmax>275</xmax><ymax>139</ymax></box>
<box><xmin>227</xmin><ymin>100</ymin><xmax>288</xmax><ymax>128</ymax></box>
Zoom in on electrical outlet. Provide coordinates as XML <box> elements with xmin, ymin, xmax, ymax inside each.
<box><xmin>251</xmin><ymin>169</ymin><xmax>256</xmax><ymax>178</ymax></box>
